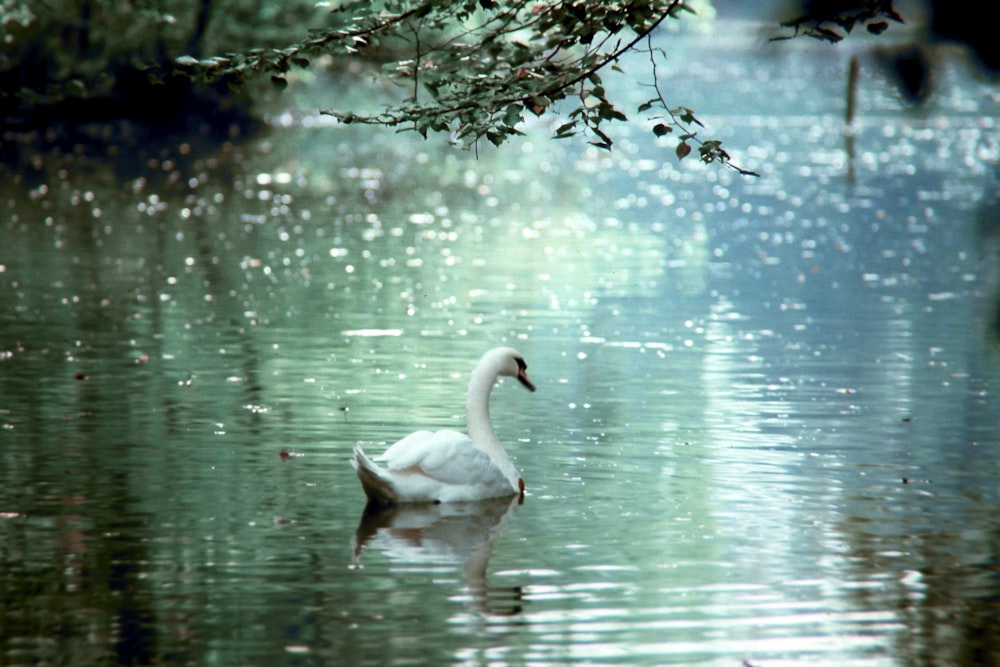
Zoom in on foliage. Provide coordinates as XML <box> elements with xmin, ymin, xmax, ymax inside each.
<box><xmin>635</xmin><ymin>39</ymin><xmax>755</xmax><ymax>175</ymax></box>
<box><xmin>770</xmin><ymin>0</ymin><xmax>905</xmax><ymax>43</ymax></box>
<box><xmin>171</xmin><ymin>0</ymin><xmax>756</xmax><ymax>173</ymax></box>
<box><xmin>0</xmin><ymin>0</ymin><xmax>323</xmax><ymax>116</ymax></box>
<box><xmin>2</xmin><ymin>1</ymin><xmax>909</xmax><ymax>174</ymax></box>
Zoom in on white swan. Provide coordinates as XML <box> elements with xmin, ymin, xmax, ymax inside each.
<box><xmin>352</xmin><ymin>347</ymin><xmax>536</xmax><ymax>505</ymax></box>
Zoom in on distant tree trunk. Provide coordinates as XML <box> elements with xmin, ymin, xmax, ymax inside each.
<box><xmin>61</xmin><ymin>1</ymin><xmax>92</xmax><ymax>59</ymax></box>
<box><xmin>78</xmin><ymin>2</ymin><xmax>91</xmax><ymax>55</ymax></box>
<box><xmin>186</xmin><ymin>0</ymin><xmax>215</xmax><ymax>59</ymax></box>
<box><xmin>844</xmin><ymin>55</ymin><xmax>858</xmax><ymax>183</ymax></box>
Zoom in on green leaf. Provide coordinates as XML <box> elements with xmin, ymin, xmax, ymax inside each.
<box><xmin>18</xmin><ymin>88</ymin><xmax>38</xmax><ymax>106</ymax></box>
<box><xmin>554</xmin><ymin>121</ymin><xmax>578</xmax><ymax>138</ymax></box>
<box><xmin>503</xmin><ymin>103</ymin><xmax>523</xmax><ymax>127</ymax></box>
<box><xmin>270</xmin><ymin>76</ymin><xmax>288</xmax><ymax>91</ymax></box>
<box><xmin>597</xmin><ymin>102</ymin><xmax>617</xmax><ymax>121</ymax></box>
<box><xmin>65</xmin><ymin>79</ymin><xmax>87</xmax><ymax>97</ymax></box>
<box><xmin>652</xmin><ymin>123</ymin><xmax>671</xmax><ymax>137</ymax></box>
<box><xmin>590</xmin><ymin>126</ymin><xmax>613</xmax><ymax>150</ymax></box>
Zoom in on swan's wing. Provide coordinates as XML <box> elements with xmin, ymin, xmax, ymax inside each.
<box><xmin>380</xmin><ymin>430</ymin><xmax>500</xmax><ymax>487</ymax></box>
<box><xmin>377</xmin><ymin>430</ymin><xmax>439</xmax><ymax>466</ymax></box>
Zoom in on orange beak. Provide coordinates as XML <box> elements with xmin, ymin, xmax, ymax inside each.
<box><xmin>517</xmin><ymin>368</ymin><xmax>536</xmax><ymax>392</ymax></box>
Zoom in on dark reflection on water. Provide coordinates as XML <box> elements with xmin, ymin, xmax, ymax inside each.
<box><xmin>1</xmin><ymin>477</ymin><xmax>158</xmax><ymax>665</ymax></box>
<box><xmin>2</xmin><ymin>18</ymin><xmax>1000</xmax><ymax>667</ymax></box>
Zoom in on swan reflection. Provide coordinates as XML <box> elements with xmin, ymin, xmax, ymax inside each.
<box><xmin>352</xmin><ymin>495</ymin><xmax>523</xmax><ymax>616</ymax></box>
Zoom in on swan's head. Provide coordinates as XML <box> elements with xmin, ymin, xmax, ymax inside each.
<box><xmin>483</xmin><ymin>347</ymin><xmax>536</xmax><ymax>393</ymax></box>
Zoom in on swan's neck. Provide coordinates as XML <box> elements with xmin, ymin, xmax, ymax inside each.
<box><xmin>466</xmin><ymin>370</ymin><xmax>519</xmax><ymax>490</ymax></box>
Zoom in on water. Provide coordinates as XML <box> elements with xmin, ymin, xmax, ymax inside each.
<box><xmin>2</xmin><ymin>19</ymin><xmax>1000</xmax><ymax>667</ymax></box>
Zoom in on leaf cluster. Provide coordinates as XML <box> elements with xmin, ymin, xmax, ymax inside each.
<box><xmin>634</xmin><ymin>41</ymin><xmax>757</xmax><ymax>176</ymax></box>
<box><xmin>2</xmin><ymin>0</ymin><xmax>903</xmax><ymax>176</ymax></box>
<box><xmin>771</xmin><ymin>0</ymin><xmax>904</xmax><ymax>43</ymax></box>
<box><xmin>168</xmin><ymin>1</ymin><xmax>715</xmax><ymax>154</ymax></box>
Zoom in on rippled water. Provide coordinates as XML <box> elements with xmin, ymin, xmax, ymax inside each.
<box><xmin>3</xmin><ymin>19</ymin><xmax>1000</xmax><ymax>667</ymax></box>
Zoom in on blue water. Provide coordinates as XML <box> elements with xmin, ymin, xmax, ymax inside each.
<box><xmin>2</xmin><ymin>18</ymin><xmax>1000</xmax><ymax>667</ymax></box>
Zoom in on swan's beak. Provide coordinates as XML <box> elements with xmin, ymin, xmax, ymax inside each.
<box><xmin>517</xmin><ymin>369</ymin><xmax>536</xmax><ymax>392</ymax></box>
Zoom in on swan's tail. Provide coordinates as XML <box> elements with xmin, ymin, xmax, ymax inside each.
<box><xmin>352</xmin><ymin>446</ymin><xmax>397</xmax><ymax>506</ymax></box>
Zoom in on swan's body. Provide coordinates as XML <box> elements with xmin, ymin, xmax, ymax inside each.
<box><xmin>352</xmin><ymin>347</ymin><xmax>535</xmax><ymax>505</ymax></box>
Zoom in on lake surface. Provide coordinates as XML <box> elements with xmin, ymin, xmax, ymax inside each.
<box><xmin>2</xmin><ymin>19</ymin><xmax>1000</xmax><ymax>667</ymax></box>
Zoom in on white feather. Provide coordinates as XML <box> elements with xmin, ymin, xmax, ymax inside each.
<box><xmin>351</xmin><ymin>347</ymin><xmax>535</xmax><ymax>505</ymax></box>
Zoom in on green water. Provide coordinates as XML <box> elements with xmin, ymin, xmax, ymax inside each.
<box><xmin>3</xmin><ymin>25</ymin><xmax>1000</xmax><ymax>667</ymax></box>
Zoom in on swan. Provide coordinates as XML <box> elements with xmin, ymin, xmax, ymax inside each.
<box><xmin>352</xmin><ymin>347</ymin><xmax>536</xmax><ymax>505</ymax></box>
